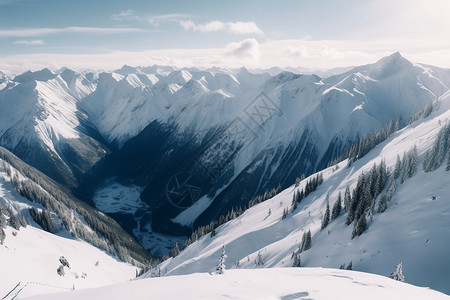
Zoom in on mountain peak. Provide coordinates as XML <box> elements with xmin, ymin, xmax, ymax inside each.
<box><xmin>115</xmin><ymin>65</ymin><xmax>139</xmax><ymax>76</ymax></box>
<box><xmin>368</xmin><ymin>52</ymin><xmax>412</xmax><ymax>79</ymax></box>
<box><xmin>376</xmin><ymin>51</ymin><xmax>410</xmax><ymax>66</ymax></box>
<box><xmin>13</xmin><ymin>68</ymin><xmax>56</xmax><ymax>83</ymax></box>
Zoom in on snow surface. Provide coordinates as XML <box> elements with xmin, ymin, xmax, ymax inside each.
<box><xmin>27</xmin><ymin>268</ymin><xmax>449</xmax><ymax>300</ymax></box>
<box><xmin>0</xmin><ymin>163</ymin><xmax>136</xmax><ymax>299</ymax></box>
<box><xmin>149</xmin><ymin>91</ymin><xmax>450</xmax><ymax>294</ymax></box>
<box><xmin>93</xmin><ymin>181</ymin><xmax>147</xmax><ymax>214</ymax></box>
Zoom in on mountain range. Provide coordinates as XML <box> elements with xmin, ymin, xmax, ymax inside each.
<box><xmin>1</xmin><ymin>52</ymin><xmax>450</xmax><ymax>297</ymax></box>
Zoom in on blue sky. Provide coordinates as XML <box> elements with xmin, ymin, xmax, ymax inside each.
<box><xmin>1</xmin><ymin>0</ymin><xmax>449</xmax><ymax>73</ymax></box>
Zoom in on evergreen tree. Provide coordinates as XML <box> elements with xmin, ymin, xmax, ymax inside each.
<box><xmin>408</xmin><ymin>145</ymin><xmax>418</xmax><ymax>178</ymax></box>
<box><xmin>447</xmin><ymin>152</ymin><xmax>450</xmax><ymax>171</ymax></box>
<box><xmin>292</xmin><ymin>251</ymin><xmax>301</xmax><ymax>267</ymax></box>
<box><xmin>346</xmin><ymin>261</ymin><xmax>353</xmax><ymax>270</ymax></box>
<box><xmin>352</xmin><ymin>215</ymin><xmax>367</xmax><ymax>239</ymax></box>
<box><xmin>377</xmin><ymin>195</ymin><xmax>388</xmax><ymax>213</ymax></box>
<box><xmin>393</xmin><ymin>154</ymin><xmax>401</xmax><ymax>179</ymax></box>
<box><xmin>344</xmin><ymin>186</ymin><xmax>351</xmax><ymax>212</ymax></box>
<box><xmin>0</xmin><ymin>212</ymin><xmax>5</xmax><ymax>228</ymax></box>
<box><xmin>331</xmin><ymin>192</ymin><xmax>342</xmax><ymax>220</ymax></box>
<box><xmin>255</xmin><ymin>251</ymin><xmax>264</xmax><ymax>267</ymax></box>
<box><xmin>57</xmin><ymin>265</ymin><xmax>65</xmax><ymax>276</ymax></box>
<box><xmin>339</xmin><ymin>263</ymin><xmax>345</xmax><ymax>269</ymax></box>
<box><xmin>29</xmin><ymin>207</ymin><xmax>54</xmax><ymax>233</ymax></box>
<box><xmin>234</xmin><ymin>260</ymin><xmax>240</xmax><ymax>269</ymax></box>
<box><xmin>282</xmin><ymin>207</ymin><xmax>288</xmax><ymax>220</ymax></box>
<box><xmin>216</xmin><ymin>245</ymin><xmax>227</xmax><ymax>274</ymax></box>
<box><xmin>321</xmin><ymin>198</ymin><xmax>330</xmax><ymax>230</ymax></box>
<box><xmin>301</xmin><ymin>230</ymin><xmax>312</xmax><ymax>252</ymax></box>
<box><xmin>9</xmin><ymin>213</ymin><xmax>23</xmax><ymax>230</ymax></box>
<box><xmin>0</xmin><ymin>228</ymin><xmax>5</xmax><ymax>244</ymax></box>
<box><xmin>389</xmin><ymin>261</ymin><xmax>405</xmax><ymax>282</ymax></box>
<box><xmin>318</xmin><ymin>173</ymin><xmax>324</xmax><ymax>185</ymax></box>
<box><xmin>346</xmin><ymin>196</ymin><xmax>357</xmax><ymax>225</ymax></box>
<box><xmin>170</xmin><ymin>242</ymin><xmax>180</xmax><ymax>257</ymax></box>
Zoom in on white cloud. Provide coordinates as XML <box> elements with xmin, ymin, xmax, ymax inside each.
<box><xmin>111</xmin><ymin>9</ymin><xmax>136</xmax><ymax>21</ymax></box>
<box><xmin>110</xmin><ymin>10</ymin><xmax>263</xmax><ymax>36</ymax></box>
<box><xmin>0</xmin><ymin>27</ymin><xmax>145</xmax><ymax>37</ymax></box>
<box><xmin>111</xmin><ymin>11</ymin><xmax>191</xmax><ymax>26</ymax></box>
<box><xmin>147</xmin><ymin>13</ymin><xmax>191</xmax><ymax>26</ymax></box>
<box><xmin>1</xmin><ymin>36</ymin><xmax>450</xmax><ymax>74</ymax></box>
<box><xmin>13</xmin><ymin>39</ymin><xmax>44</xmax><ymax>45</ymax></box>
<box><xmin>226</xmin><ymin>39</ymin><xmax>260</xmax><ymax>59</ymax></box>
<box><xmin>180</xmin><ymin>20</ymin><xmax>264</xmax><ymax>36</ymax></box>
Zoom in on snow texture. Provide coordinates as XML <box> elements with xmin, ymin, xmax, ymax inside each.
<box><xmin>28</xmin><ymin>268</ymin><xmax>449</xmax><ymax>300</ymax></box>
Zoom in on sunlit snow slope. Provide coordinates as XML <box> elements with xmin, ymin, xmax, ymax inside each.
<box><xmin>28</xmin><ymin>268</ymin><xmax>449</xmax><ymax>300</ymax></box>
<box><xmin>151</xmin><ymin>90</ymin><xmax>450</xmax><ymax>294</ymax></box>
<box><xmin>0</xmin><ymin>161</ymin><xmax>136</xmax><ymax>299</ymax></box>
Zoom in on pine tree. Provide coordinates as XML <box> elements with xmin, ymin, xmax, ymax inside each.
<box><xmin>346</xmin><ymin>195</ymin><xmax>357</xmax><ymax>225</ymax></box>
<box><xmin>377</xmin><ymin>195</ymin><xmax>388</xmax><ymax>213</ymax></box>
<box><xmin>0</xmin><ymin>228</ymin><xmax>5</xmax><ymax>244</ymax></box>
<box><xmin>393</xmin><ymin>154</ymin><xmax>402</xmax><ymax>179</ymax></box>
<box><xmin>301</xmin><ymin>230</ymin><xmax>312</xmax><ymax>252</ymax></box>
<box><xmin>170</xmin><ymin>242</ymin><xmax>180</xmax><ymax>257</ymax></box>
<box><xmin>216</xmin><ymin>245</ymin><xmax>227</xmax><ymax>274</ymax></box>
<box><xmin>0</xmin><ymin>212</ymin><xmax>5</xmax><ymax>229</ymax></box>
<box><xmin>321</xmin><ymin>198</ymin><xmax>330</xmax><ymax>230</ymax></box>
<box><xmin>234</xmin><ymin>260</ymin><xmax>240</xmax><ymax>269</ymax></box>
<box><xmin>447</xmin><ymin>152</ymin><xmax>450</xmax><ymax>171</ymax></box>
<box><xmin>344</xmin><ymin>186</ymin><xmax>351</xmax><ymax>212</ymax></box>
<box><xmin>331</xmin><ymin>192</ymin><xmax>342</xmax><ymax>220</ymax></box>
<box><xmin>389</xmin><ymin>261</ymin><xmax>405</xmax><ymax>282</ymax></box>
<box><xmin>346</xmin><ymin>261</ymin><xmax>353</xmax><ymax>270</ymax></box>
<box><xmin>282</xmin><ymin>207</ymin><xmax>288</xmax><ymax>220</ymax></box>
<box><xmin>255</xmin><ymin>251</ymin><xmax>264</xmax><ymax>267</ymax></box>
<box><xmin>292</xmin><ymin>251</ymin><xmax>301</xmax><ymax>267</ymax></box>
<box><xmin>351</xmin><ymin>215</ymin><xmax>367</xmax><ymax>239</ymax></box>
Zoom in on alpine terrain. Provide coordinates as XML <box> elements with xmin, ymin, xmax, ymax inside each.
<box><xmin>0</xmin><ymin>53</ymin><xmax>449</xmax><ymax>299</ymax></box>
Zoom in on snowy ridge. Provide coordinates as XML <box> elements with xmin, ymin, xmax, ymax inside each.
<box><xmin>150</xmin><ymin>90</ymin><xmax>450</xmax><ymax>294</ymax></box>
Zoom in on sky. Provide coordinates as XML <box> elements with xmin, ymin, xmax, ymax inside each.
<box><xmin>0</xmin><ymin>0</ymin><xmax>449</xmax><ymax>74</ymax></box>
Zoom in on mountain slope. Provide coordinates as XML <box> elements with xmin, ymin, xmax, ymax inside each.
<box><xmin>28</xmin><ymin>268</ymin><xmax>449</xmax><ymax>300</ymax></box>
<box><xmin>0</xmin><ymin>223</ymin><xmax>136</xmax><ymax>299</ymax></box>
<box><xmin>0</xmin><ymin>146</ymin><xmax>153</xmax><ymax>266</ymax></box>
<box><xmin>89</xmin><ymin>53</ymin><xmax>449</xmax><ymax>248</ymax></box>
<box><xmin>150</xmin><ymin>89</ymin><xmax>450</xmax><ymax>294</ymax></box>
<box><xmin>0</xmin><ymin>70</ymin><xmax>107</xmax><ymax>188</ymax></box>
<box><xmin>1</xmin><ymin>53</ymin><xmax>449</xmax><ymax>257</ymax></box>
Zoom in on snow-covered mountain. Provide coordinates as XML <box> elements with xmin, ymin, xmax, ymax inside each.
<box><xmin>1</xmin><ymin>53</ymin><xmax>450</xmax><ymax>299</ymax></box>
<box><xmin>1</xmin><ymin>53</ymin><xmax>449</xmax><ymax>257</ymax></box>
<box><xmin>0</xmin><ymin>146</ymin><xmax>152</xmax><ymax>292</ymax></box>
<box><xmin>0</xmin><ymin>69</ymin><xmax>107</xmax><ymax>188</ymax></box>
<box><xmin>146</xmin><ymin>89</ymin><xmax>450</xmax><ymax>294</ymax></box>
